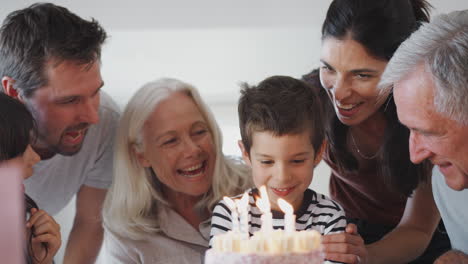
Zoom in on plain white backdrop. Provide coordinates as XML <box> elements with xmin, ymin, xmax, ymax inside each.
<box><xmin>1</xmin><ymin>1</ymin><xmax>467</xmax><ymax>263</ymax></box>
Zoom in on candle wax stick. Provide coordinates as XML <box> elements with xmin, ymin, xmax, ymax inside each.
<box><xmin>236</xmin><ymin>192</ymin><xmax>249</xmax><ymax>234</ymax></box>
<box><xmin>277</xmin><ymin>198</ymin><xmax>295</xmax><ymax>233</ymax></box>
<box><xmin>231</xmin><ymin>211</ymin><xmax>240</xmax><ymax>233</ymax></box>
<box><xmin>261</xmin><ymin>212</ymin><xmax>273</xmax><ymax>232</ymax></box>
<box><xmin>237</xmin><ymin>207</ymin><xmax>248</xmax><ymax>234</ymax></box>
<box><xmin>285</xmin><ymin>214</ymin><xmax>296</xmax><ymax>233</ymax></box>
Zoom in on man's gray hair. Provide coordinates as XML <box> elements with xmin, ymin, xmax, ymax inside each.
<box><xmin>379</xmin><ymin>10</ymin><xmax>468</xmax><ymax>124</ymax></box>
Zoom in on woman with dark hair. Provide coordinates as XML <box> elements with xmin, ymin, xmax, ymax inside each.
<box><xmin>303</xmin><ymin>0</ymin><xmax>451</xmax><ymax>263</ymax></box>
<box><xmin>0</xmin><ymin>93</ymin><xmax>61</xmax><ymax>264</ymax></box>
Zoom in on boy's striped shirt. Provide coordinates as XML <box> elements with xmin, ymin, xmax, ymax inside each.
<box><xmin>210</xmin><ymin>188</ymin><xmax>347</xmax><ymax>246</ymax></box>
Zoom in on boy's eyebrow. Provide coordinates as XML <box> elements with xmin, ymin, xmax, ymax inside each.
<box><xmin>255</xmin><ymin>152</ymin><xmax>311</xmax><ymax>158</ymax></box>
<box><xmin>256</xmin><ymin>153</ymin><xmax>273</xmax><ymax>158</ymax></box>
<box><xmin>291</xmin><ymin>152</ymin><xmax>311</xmax><ymax>157</ymax></box>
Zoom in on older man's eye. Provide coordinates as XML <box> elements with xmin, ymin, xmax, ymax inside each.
<box><xmin>260</xmin><ymin>160</ymin><xmax>273</xmax><ymax>165</ymax></box>
<box><xmin>59</xmin><ymin>97</ymin><xmax>79</xmax><ymax>104</ymax></box>
<box><xmin>163</xmin><ymin>138</ymin><xmax>177</xmax><ymax>145</ymax></box>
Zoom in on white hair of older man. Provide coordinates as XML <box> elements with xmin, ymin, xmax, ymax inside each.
<box><xmin>379</xmin><ymin>9</ymin><xmax>468</xmax><ymax>125</ymax></box>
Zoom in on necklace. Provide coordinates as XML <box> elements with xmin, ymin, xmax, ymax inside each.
<box><xmin>350</xmin><ymin>130</ymin><xmax>380</xmax><ymax>160</ymax></box>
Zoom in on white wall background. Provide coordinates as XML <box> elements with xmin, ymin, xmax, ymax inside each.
<box><xmin>2</xmin><ymin>1</ymin><xmax>467</xmax><ymax>263</ymax></box>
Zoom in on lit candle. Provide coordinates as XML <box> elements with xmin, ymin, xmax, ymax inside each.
<box><xmin>278</xmin><ymin>198</ymin><xmax>296</xmax><ymax>233</ymax></box>
<box><xmin>256</xmin><ymin>186</ymin><xmax>273</xmax><ymax>232</ymax></box>
<box><xmin>223</xmin><ymin>196</ymin><xmax>240</xmax><ymax>233</ymax></box>
<box><xmin>235</xmin><ymin>192</ymin><xmax>249</xmax><ymax>234</ymax></box>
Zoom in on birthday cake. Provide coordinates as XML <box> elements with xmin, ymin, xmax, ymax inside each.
<box><xmin>205</xmin><ymin>229</ymin><xmax>324</xmax><ymax>264</ymax></box>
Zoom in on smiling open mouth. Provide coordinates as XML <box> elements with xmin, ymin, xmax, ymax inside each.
<box><xmin>177</xmin><ymin>161</ymin><xmax>207</xmax><ymax>178</ymax></box>
<box><xmin>336</xmin><ymin>102</ymin><xmax>363</xmax><ymax>110</ymax></box>
<box><xmin>63</xmin><ymin>129</ymin><xmax>86</xmax><ymax>144</ymax></box>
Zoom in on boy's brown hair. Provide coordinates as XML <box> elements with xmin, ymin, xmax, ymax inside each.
<box><xmin>238</xmin><ymin>75</ymin><xmax>325</xmax><ymax>155</ymax></box>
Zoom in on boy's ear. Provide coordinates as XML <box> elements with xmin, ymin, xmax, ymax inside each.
<box><xmin>238</xmin><ymin>140</ymin><xmax>252</xmax><ymax>166</ymax></box>
<box><xmin>1</xmin><ymin>76</ymin><xmax>21</xmax><ymax>100</ymax></box>
<box><xmin>313</xmin><ymin>140</ymin><xmax>327</xmax><ymax>166</ymax></box>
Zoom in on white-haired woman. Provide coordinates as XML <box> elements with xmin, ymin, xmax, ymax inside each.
<box><xmin>103</xmin><ymin>78</ymin><xmax>252</xmax><ymax>263</ymax></box>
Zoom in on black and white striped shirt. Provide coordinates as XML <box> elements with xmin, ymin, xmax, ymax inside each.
<box><xmin>210</xmin><ymin>188</ymin><xmax>347</xmax><ymax>247</ymax></box>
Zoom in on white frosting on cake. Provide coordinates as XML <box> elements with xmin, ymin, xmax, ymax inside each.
<box><xmin>212</xmin><ymin>229</ymin><xmax>321</xmax><ymax>254</ymax></box>
<box><xmin>211</xmin><ymin>232</ymin><xmax>250</xmax><ymax>253</ymax></box>
<box><xmin>207</xmin><ymin>230</ymin><xmax>324</xmax><ymax>264</ymax></box>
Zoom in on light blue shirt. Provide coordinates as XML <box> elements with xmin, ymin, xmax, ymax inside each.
<box><xmin>432</xmin><ymin>167</ymin><xmax>468</xmax><ymax>253</ymax></box>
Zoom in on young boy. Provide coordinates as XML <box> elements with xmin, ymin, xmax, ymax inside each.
<box><xmin>210</xmin><ymin>75</ymin><xmax>346</xmax><ymax>245</ymax></box>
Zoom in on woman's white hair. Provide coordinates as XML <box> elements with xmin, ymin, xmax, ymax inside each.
<box><xmin>103</xmin><ymin>78</ymin><xmax>252</xmax><ymax>240</ymax></box>
<box><xmin>379</xmin><ymin>10</ymin><xmax>468</xmax><ymax>124</ymax></box>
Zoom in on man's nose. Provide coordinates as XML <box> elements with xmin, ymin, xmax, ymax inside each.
<box><xmin>409</xmin><ymin>131</ymin><xmax>432</xmax><ymax>164</ymax></box>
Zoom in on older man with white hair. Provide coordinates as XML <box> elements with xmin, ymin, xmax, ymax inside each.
<box><xmin>380</xmin><ymin>9</ymin><xmax>468</xmax><ymax>263</ymax></box>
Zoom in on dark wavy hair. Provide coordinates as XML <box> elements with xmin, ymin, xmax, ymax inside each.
<box><xmin>315</xmin><ymin>0</ymin><xmax>433</xmax><ymax>197</ymax></box>
<box><xmin>0</xmin><ymin>93</ymin><xmax>46</xmax><ymax>263</ymax></box>
<box><xmin>0</xmin><ymin>2</ymin><xmax>107</xmax><ymax>98</ymax></box>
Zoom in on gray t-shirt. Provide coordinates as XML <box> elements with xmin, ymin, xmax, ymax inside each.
<box><xmin>432</xmin><ymin>167</ymin><xmax>468</xmax><ymax>253</ymax></box>
<box><xmin>24</xmin><ymin>92</ymin><xmax>120</xmax><ymax>215</ymax></box>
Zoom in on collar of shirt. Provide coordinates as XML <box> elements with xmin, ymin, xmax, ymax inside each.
<box><xmin>250</xmin><ymin>188</ymin><xmax>314</xmax><ymax>219</ymax></box>
<box><xmin>157</xmin><ymin>204</ymin><xmax>211</xmax><ymax>247</ymax></box>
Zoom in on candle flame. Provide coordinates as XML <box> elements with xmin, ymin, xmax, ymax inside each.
<box><xmin>256</xmin><ymin>185</ymin><xmax>271</xmax><ymax>213</ymax></box>
<box><xmin>223</xmin><ymin>196</ymin><xmax>237</xmax><ymax>211</ymax></box>
<box><xmin>278</xmin><ymin>198</ymin><xmax>293</xmax><ymax>214</ymax></box>
<box><xmin>235</xmin><ymin>192</ymin><xmax>249</xmax><ymax>214</ymax></box>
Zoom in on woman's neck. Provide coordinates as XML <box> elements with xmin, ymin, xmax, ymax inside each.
<box><xmin>348</xmin><ymin>110</ymin><xmax>387</xmax><ymax>164</ymax></box>
<box><xmin>353</xmin><ymin>109</ymin><xmax>387</xmax><ymax>136</ymax></box>
<box><xmin>163</xmin><ymin>188</ymin><xmax>209</xmax><ymax>229</ymax></box>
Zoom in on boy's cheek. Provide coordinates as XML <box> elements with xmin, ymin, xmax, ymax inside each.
<box><xmin>252</xmin><ymin>176</ymin><xmax>265</xmax><ymax>189</ymax></box>
<box><xmin>252</xmin><ymin>171</ymin><xmax>269</xmax><ymax>189</ymax></box>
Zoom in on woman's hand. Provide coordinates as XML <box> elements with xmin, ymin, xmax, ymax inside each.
<box><xmin>322</xmin><ymin>223</ymin><xmax>368</xmax><ymax>264</ymax></box>
<box><xmin>26</xmin><ymin>208</ymin><xmax>61</xmax><ymax>264</ymax></box>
